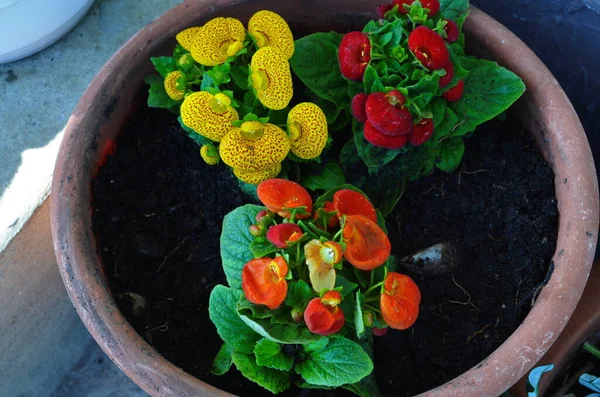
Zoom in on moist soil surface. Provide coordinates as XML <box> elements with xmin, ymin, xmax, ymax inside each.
<box><xmin>93</xmin><ymin>103</ymin><xmax>557</xmax><ymax>396</ymax></box>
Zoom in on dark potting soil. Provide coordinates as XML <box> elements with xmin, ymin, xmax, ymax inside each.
<box><xmin>93</xmin><ymin>103</ymin><xmax>557</xmax><ymax>396</ymax></box>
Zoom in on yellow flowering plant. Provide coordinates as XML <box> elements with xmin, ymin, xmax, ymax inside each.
<box><xmin>145</xmin><ymin>10</ymin><xmax>347</xmax><ymax>190</ymax></box>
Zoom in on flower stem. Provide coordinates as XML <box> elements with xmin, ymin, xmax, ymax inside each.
<box><xmin>364</xmin><ymin>281</ymin><xmax>384</xmax><ymax>297</ymax></box>
<box><xmin>365</xmin><ymin>304</ymin><xmax>381</xmax><ymax>314</ymax></box>
<box><xmin>583</xmin><ymin>342</ymin><xmax>600</xmax><ymax>359</ymax></box>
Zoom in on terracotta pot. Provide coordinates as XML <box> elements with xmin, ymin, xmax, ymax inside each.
<box><xmin>508</xmin><ymin>260</ymin><xmax>600</xmax><ymax>397</ymax></box>
<box><xmin>50</xmin><ymin>1</ymin><xmax>599</xmax><ymax>396</ymax></box>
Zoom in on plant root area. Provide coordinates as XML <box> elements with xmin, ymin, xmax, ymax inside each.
<box><xmin>94</xmin><ymin>104</ymin><xmax>557</xmax><ymax>396</ymax></box>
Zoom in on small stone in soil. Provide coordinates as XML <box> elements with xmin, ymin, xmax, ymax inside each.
<box><xmin>400</xmin><ymin>241</ymin><xmax>459</xmax><ymax>276</ymax></box>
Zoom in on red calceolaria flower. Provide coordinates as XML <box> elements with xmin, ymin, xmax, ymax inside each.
<box><xmin>342</xmin><ymin>215</ymin><xmax>391</xmax><ymax>270</ymax></box>
<box><xmin>444</xmin><ymin>19</ymin><xmax>459</xmax><ymax>42</ymax></box>
<box><xmin>380</xmin><ymin>272</ymin><xmax>421</xmax><ymax>330</ymax></box>
<box><xmin>364</xmin><ymin>120</ymin><xmax>409</xmax><ymax>149</ymax></box>
<box><xmin>242</xmin><ymin>256</ymin><xmax>289</xmax><ymax>309</ymax></box>
<box><xmin>266</xmin><ymin>223</ymin><xmax>303</xmax><ymax>248</ymax></box>
<box><xmin>442</xmin><ymin>79</ymin><xmax>464</xmax><ymax>102</ymax></box>
<box><xmin>409</xmin><ymin>118</ymin><xmax>434</xmax><ymax>146</ymax></box>
<box><xmin>257</xmin><ymin>178</ymin><xmax>313</xmax><ymax>219</ymax></box>
<box><xmin>365</xmin><ymin>90</ymin><xmax>413</xmax><ymax>136</ymax></box>
<box><xmin>333</xmin><ymin>189</ymin><xmax>378</xmax><ymax>223</ymax></box>
<box><xmin>304</xmin><ymin>290</ymin><xmax>345</xmax><ymax>335</ymax></box>
<box><xmin>422</xmin><ymin>0</ymin><xmax>440</xmax><ymax>16</ymax></box>
<box><xmin>376</xmin><ymin>3</ymin><xmax>395</xmax><ymax>18</ymax></box>
<box><xmin>393</xmin><ymin>0</ymin><xmax>412</xmax><ymax>13</ymax></box>
<box><xmin>408</xmin><ymin>26</ymin><xmax>449</xmax><ymax>70</ymax></box>
<box><xmin>338</xmin><ymin>32</ymin><xmax>371</xmax><ymax>81</ymax></box>
<box><xmin>351</xmin><ymin>93</ymin><xmax>368</xmax><ymax>123</ymax></box>
<box><xmin>372</xmin><ymin>327</ymin><xmax>389</xmax><ymax>336</ymax></box>
<box><xmin>439</xmin><ymin>62</ymin><xmax>454</xmax><ymax>88</ymax></box>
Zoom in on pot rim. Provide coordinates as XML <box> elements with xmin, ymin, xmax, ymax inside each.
<box><xmin>50</xmin><ymin>3</ymin><xmax>599</xmax><ymax>397</ymax></box>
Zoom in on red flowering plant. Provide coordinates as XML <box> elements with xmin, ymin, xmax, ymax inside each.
<box><xmin>209</xmin><ymin>179</ymin><xmax>421</xmax><ymax>394</ymax></box>
<box><xmin>290</xmin><ymin>0</ymin><xmax>525</xmax><ymax>213</ymax></box>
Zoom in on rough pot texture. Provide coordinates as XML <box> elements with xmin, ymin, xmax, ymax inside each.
<box><xmin>51</xmin><ymin>1</ymin><xmax>599</xmax><ymax>396</ymax></box>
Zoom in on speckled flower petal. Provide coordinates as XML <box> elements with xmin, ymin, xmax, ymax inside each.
<box><xmin>180</xmin><ymin>91</ymin><xmax>239</xmax><ymax>142</ymax></box>
<box><xmin>287</xmin><ymin>102</ymin><xmax>328</xmax><ymax>159</ymax></box>
<box><xmin>250</xmin><ymin>47</ymin><xmax>293</xmax><ymax>110</ymax></box>
<box><xmin>164</xmin><ymin>71</ymin><xmax>185</xmax><ymax>101</ymax></box>
<box><xmin>176</xmin><ymin>27</ymin><xmax>203</xmax><ymax>51</ymax></box>
<box><xmin>233</xmin><ymin>163</ymin><xmax>282</xmax><ymax>185</ymax></box>
<box><xmin>191</xmin><ymin>17</ymin><xmax>246</xmax><ymax>66</ymax></box>
<box><xmin>248</xmin><ymin>10</ymin><xmax>294</xmax><ymax>60</ymax></box>
<box><xmin>220</xmin><ymin>122</ymin><xmax>290</xmax><ymax>171</ymax></box>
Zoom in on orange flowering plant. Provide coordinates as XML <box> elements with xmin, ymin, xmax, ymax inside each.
<box><xmin>208</xmin><ymin>179</ymin><xmax>421</xmax><ymax>394</ymax></box>
<box><xmin>145</xmin><ymin>10</ymin><xmax>346</xmax><ymax>190</ymax></box>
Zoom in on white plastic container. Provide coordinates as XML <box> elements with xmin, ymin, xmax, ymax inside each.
<box><xmin>0</xmin><ymin>0</ymin><xmax>94</xmax><ymax>64</ymax></box>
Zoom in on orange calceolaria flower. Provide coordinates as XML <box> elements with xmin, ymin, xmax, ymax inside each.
<box><xmin>305</xmin><ymin>240</ymin><xmax>343</xmax><ymax>293</ymax></box>
<box><xmin>304</xmin><ymin>291</ymin><xmax>345</xmax><ymax>336</ymax></box>
<box><xmin>380</xmin><ymin>272</ymin><xmax>421</xmax><ymax>330</ymax></box>
<box><xmin>266</xmin><ymin>223</ymin><xmax>303</xmax><ymax>249</ymax></box>
<box><xmin>242</xmin><ymin>256</ymin><xmax>288</xmax><ymax>309</ymax></box>
<box><xmin>333</xmin><ymin>189</ymin><xmax>377</xmax><ymax>223</ymax></box>
<box><xmin>342</xmin><ymin>215</ymin><xmax>391</xmax><ymax>270</ymax></box>
<box><xmin>257</xmin><ymin>179</ymin><xmax>313</xmax><ymax>219</ymax></box>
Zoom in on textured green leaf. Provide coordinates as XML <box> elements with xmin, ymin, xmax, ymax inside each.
<box><xmin>290</xmin><ymin>32</ymin><xmax>349</xmax><ymax>106</ymax></box>
<box><xmin>220</xmin><ymin>205</ymin><xmax>264</xmax><ymax>288</ymax></box>
<box><xmin>449</xmin><ymin>57</ymin><xmax>525</xmax><ymax>137</ymax></box>
<box><xmin>335</xmin><ymin>276</ymin><xmax>358</xmax><ymax>298</ymax></box>
<box><xmin>151</xmin><ymin>56</ymin><xmax>177</xmax><ymax>78</ymax></box>
<box><xmin>304</xmin><ymin>337</ymin><xmax>330</xmax><ymax>352</ymax></box>
<box><xmin>231</xmin><ymin>352</ymin><xmax>291</xmax><ymax>393</ymax></box>
<box><xmin>249</xmin><ymin>237</ymin><xmax>279</xmax><ymax>259</ymax></box>
<box><xmin>434</xmin><ymin>106</ymin><xmax>459</xmax><ymax>143</ymax></box>
<box><xmin>352</xmin><ymin>120</ymin><xmax>407</xmax><ymax>171</ymax></box>
<box><xmin>295</xmin><ymin>338</ymin><xmax>374</xmax><ymax>387</ymax></box>
<box><xmin>436</xmin><ymin>137</ymin><xmax>465</xmax><ymax>172</ymax></box>
<box><xmin>208</xmin><ymin>286</ymin><xmax>260</xmax><ymax>355</ymax></box>
<box><xmin>300</xmin><ymin>161</ymin><xmax>346</xmax><ymax>191</ymax></box>
<box><xmin>145</xmin><ymin>75</ymin><xmax>180</xmax><ymax>110</ymax></box>
<box><xmin>284</xmin><ymin>280</ymin><xmax>315</xmax><ymax>309</ymax></box>
<box><xmin>211</xmin><ymin>343</ymin><xmax>234</xmax><ymax>375</ymax></box>
<box><xmin>238</xmin><ymin>314</ymin><xmax>324</xmax><ymax>344</ymax></box>
<box><xmin>254</xmin><ymin>339</ymin><xmax>294</xmax><ymax>371</ymax></box>
<box><xmin>440</xmin><ymin>0</ymin><xmax>470</xmax><ymax>28</ymax></box>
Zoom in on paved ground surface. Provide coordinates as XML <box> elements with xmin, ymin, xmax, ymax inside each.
<box><xmin>0</xmin><ymin>0</ymin><xmax>181</xmax><ymax>252</ymax></box>
<box><xmin>0</xmin><ymin>0</ymin><xmax>598</xmax><ymax>397</ymax></box>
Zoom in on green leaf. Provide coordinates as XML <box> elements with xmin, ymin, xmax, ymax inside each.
<box><xmin>436</xmin><ymin>137</ymin><xmax>464</xmax><ymax>172</ymax></box>
<box><xmin>434</xmin><ymin>106</ymin><xmax>459</xmax><ymax>142</ymax></box>
<box><xmin>284</xmin><ymin>280</ymin><xmax>315</xmax><ymax>309</ymax></box>
<box><xmin>439</xmin><ymin>0</ymin><xmax>470</xmax><ymax>28</ymax></box>
<box><xmin>238</xmin><ymin>179</ymin><xmax>259</xmax><ymax>201</ymax></box>
<box><xmin>231</xmin><ymin>352</ymin><xmax>291</xmax><ymax>393</ymax></box>
<box><xmin>220</xmin><ymin>205</ymin><xmax>264</xmax><ymax>288</ymax></box>
<box><xmin>295</xmin><ymin>338</ymin><xmax>374</xmax><ymax>387</ymax></box>
<box><xmin>363</xmin><ymin>65</ymin><xmax>379</xmax><ymax>94</ymax></box>
<box><xmin>300</xmin><ymin>161</ymin><xmax>346</xmax><ymax>191</ymax></box>
<box><xmin>151</xmin><ymin>56</ymin><xmax>177</xmax><ymax>78</ymax></box>
<box><xmin>352</xmin><ymin>120</ymin><xmax>407</xmax><ymax>171</ymax></box>
<box><xmin>200</xmin><ymin>72</ymin><xmax>214</xmax><ymax>91</ymax></box>
<box><xmin>290</xmin><ymin>32</ymin><xmax>349</xmax><ymax>106</ymax></box>
<box><xmin>354</xmin><ymin>291</ymin><xmax>365</xmax><ymax>339</ymax></box>
<box><xmin>211</xmin><ymin>343</ymin><xmax>234</xmax><ymax>375</ymax></box>
<box><xmin>145</xmin><ymin>75</ymin><xmax>180</xmax><ymax>110</ymax></box>
<box><xmin>304</xmin><ymin>337</ymin><xmax>330</xmax><ymax>352</ymax></box>
<box><xmin>249</xmin><ymin>237</ymin><xmax>279</xmax><ymax>259</ymax></box>
<box><xmin>208</xmin><ymin>286</ymin><xmax>260</xmax><ymax>355</ymax></box>
<box><xmin>254</xmin><ymin>339</ymin><xmax>294</xmax><ymax>371</ymax></box>
<box><xmin>231</xmin><ymin>65</ymin><xmax>249</xmax><ymax>90</ymax></box>
<box><xmin>237</xmin><ymin>296</ymin><xmax>275</xmax><ymax>319</ymax></box>
<box><xmin>449</xmin><ymin>57</ymin><xmax>525</xmax><ymax>137</ymax></box>
<box><xmin>335</xmin><ymin>275</ymin><xmax>358</xmax><ymax>298</ymax></box>
<box><xmin>238</xmin><ymin>314</ymin><xmax>325</xmax><ymax>345</ymax></box>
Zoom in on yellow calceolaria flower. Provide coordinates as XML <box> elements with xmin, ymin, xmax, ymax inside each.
<box><xmin>234</xmin><ymin>163</ymin><xmax>282</xmax><ymax>185</ymax></box>
<box><xmin>287</xmin><ymin>102</ymin><xmax>328</xmax><ymax>159</ymax></box>
<box><xmin>305</xmin><ymin>240</ymin><xmax>343</xmax><ymax>293</ymax></box>
<box><xmin>248</xmin><ymin>10</ymin><xmax>294</xmax><ymax>60</ymax></box>
<box><xmin>164</xmin><ymin>71</ymin><xmax>185</xmax><ymax>101</ymax></box>
<box><xmin>180</xmin><ymin>92</ymin><xmax>239</xmax><ymax>142</ymax></box>
<box><xmin>176</xmin><ymin>27</ymin><xmax>203</xmax><ymax>51</ymax></box>
<box><xmin>200</xmin><ymin>144</ymin><xmax>219</xmax><ymax>165</ymax></box>
<box><xmin>220</xmin><ymin>121</ymin><xmax>290</xmax><ymax>173</ymax></box>
<box><xmin>250</xmin><ymin>47</ymin><xmax>293</xmax><ymax>110</ymax></box>
<box><xmin>191</xmin><ymin>17</ymin><xmax>245</xmax><ymax>66</ymax></box>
